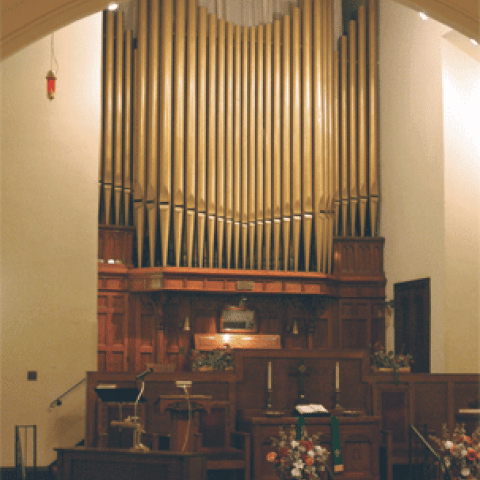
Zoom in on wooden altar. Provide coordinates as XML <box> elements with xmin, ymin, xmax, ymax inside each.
<box><xmin>239</xmin><ymin>415</ymin><xmax>381</xmax><ymax>480</ymax></box>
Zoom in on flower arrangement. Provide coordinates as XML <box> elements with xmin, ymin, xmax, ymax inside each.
<box><xmin>430</xmin><ymin>423</ymin><xmax>480</xmax><ymax>479</ymax></box>
<box><xmin>267</xmin><ymin>425</ymin><xmax>332</xmax><ymax>480</ymax></box>
<box><xmin>370</xmin><ymin>341</ymin><xmax>413</xmax><ymax>370</ymax></box>
<box><xmin>191</xmin><ymin>345</ymin><xmax>234</xmax><ymax>371</ymax></box>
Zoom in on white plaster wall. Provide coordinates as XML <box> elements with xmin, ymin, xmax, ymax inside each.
<box><xmin>442</xmin><ymin>38</ymin><xmax>480</xmax><ymax>373</ymax></box>
<box><xmin>378</xmin><ymin>0</ymin><xmax>450</xmax><ymax>372</ymax></box>
<box><xmin>0</xmin><ymin>13</ymin><xmax>102</xmax><ymax>466</ymax></box>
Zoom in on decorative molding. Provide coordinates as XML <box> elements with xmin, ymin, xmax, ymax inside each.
<box><xmin>96</xmin><ymin>238</ymin><xmax>386</xmax><ymax>297</ymax></box>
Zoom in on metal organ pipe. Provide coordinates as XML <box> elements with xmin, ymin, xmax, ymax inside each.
<box><xmin>99</xmin><ymin>0</ymin><xmax>379</xmax><ymax>273</ymax></box>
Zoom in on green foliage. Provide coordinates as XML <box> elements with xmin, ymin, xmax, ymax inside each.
<box><xmin>190</xmin><ymin>346</ymin><xmax>234</xmax><ymax>371</ymax></box>
<box><xmin>370</xmin><ymin>341</ymin><xmax>413</xmax><ymax>369</ymax></box>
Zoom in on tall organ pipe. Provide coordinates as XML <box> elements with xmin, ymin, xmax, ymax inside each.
<box><xmin>133</xmin><ymin>0</ymin><xmax>147</xmax><ymax>267</ymax></box>
<box><xmin>114</xmin><ymin>10</ymin><xmax>124</xmax><ymax>227</ymax></box>
<box><xmin>99</xmin><ymin>0</ymin><xmax>379</xmax><ymax>272</ymax></box>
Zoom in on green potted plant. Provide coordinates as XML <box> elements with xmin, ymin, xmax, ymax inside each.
<box><xmin>370</xmin><ymin>342</ymin><xmax>413</xmax><ymax>383</ymax></box>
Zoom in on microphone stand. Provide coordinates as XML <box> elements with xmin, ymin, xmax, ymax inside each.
<box><xmin>131</xmin><ymin>368</ymin><xmax>152</xmax><ymax>451</ymax></box>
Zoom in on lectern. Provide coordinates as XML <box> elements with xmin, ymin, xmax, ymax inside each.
<box><xmin>157</xmin><ymin>395</ymin><xmax>213</xmax><ymax>452</ymax></box>
<box><xmin>94</xmin><ymin>387</ymin><xmax>146</xmax><ymax>449</ymax></box>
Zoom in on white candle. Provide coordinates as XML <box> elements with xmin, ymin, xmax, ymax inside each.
<box><xmin>268</xmin><ymin>361</ymin><xmax>272</xmax><ymax>390</ymax></box>
<box><xmin>336</xmin><ymin>362</ymin><xmax>340</xmax><ymax>390</ymax></box>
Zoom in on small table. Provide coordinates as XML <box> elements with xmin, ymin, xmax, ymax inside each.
<box><xmin>157</xmin><ymin>395</ymin><xmax>213</xmax><ymax>452</ymax></box>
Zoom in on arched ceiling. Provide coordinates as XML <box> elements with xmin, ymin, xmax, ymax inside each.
<box><xmin>1</xmin><ymin>0</ymin><xmax>478</xmax><ymax>60</ymax></box>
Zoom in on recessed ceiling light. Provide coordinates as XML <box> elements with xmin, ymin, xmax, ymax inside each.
<box><xmin>108</xmin><ymin>3</ymin><xmax>118</xmax><ymax>10</ymax></box>
<box><xmin>471</xmin><ymin>39</ymin><xmax>478</xmax><ymax>46</ymax></box>
<box><xmin>419</xmin><ymin>12</ymin><xmax>428</xmax><ymax>21</ymax></box>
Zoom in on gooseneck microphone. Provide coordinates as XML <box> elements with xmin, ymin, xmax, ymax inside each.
<box><xmin>136</xmin><ymin>367</ymin><xmax>153</xmax><ymax>380</ymax></box>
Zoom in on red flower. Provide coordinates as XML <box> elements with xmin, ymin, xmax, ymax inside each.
<box><xmin>467</xmin><ymin>448</ymin><xmax>477</xmax><ymax>461</ymax></box>
<box><xmin>278</xmin><ymin>447</ymin><xmax>289</xmax><ymax>457</ymax></box>
<box><xmin>266</xmin><ymin>452</ymin><xmax>277</xmax><ymax>462</ymax></box>
<box><xmin>300</xmin><ymin>440</ymin><xmax>314</xmax><ymax>451</ymax></box>
<box><xmin>305</xmin><ymin>456</ymin><xmax>315</xmax><ymax>466</ymax></box>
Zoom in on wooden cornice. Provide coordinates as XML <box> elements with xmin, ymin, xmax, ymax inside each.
<box><xmin>98</xmin><ymin>232</ymin><xmax>386</xmax><ymax>297</ymax></box>
<box><xmin>127</xmin><ymin>266</ymin><xmax>385</xmax><ymax>297</ymax></box>
<box><xmin>98</xmin><ymin>264</ymin><xmax>385</xmax><ymax>298</ymax></box>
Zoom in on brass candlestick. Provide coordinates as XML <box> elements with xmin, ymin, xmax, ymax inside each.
<box><xmin>266</xmin><ymin>388</ymin><xmax>274</xmax><ymax>413</ymax></box>
<box><xmin>333</xmin><ymin>388</ymin><xmax>344</xmax><ymax>413</ymax></box>
<box><xmin>265</xmin><ymin>389</ymin><xmax>283</xmax><ymax>416</ymax></box>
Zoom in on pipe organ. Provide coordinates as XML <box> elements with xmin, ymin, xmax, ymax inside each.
<box><xmin>99</xmin><ymin>0</ymin><xmax>379</xmax><ymax>272</ymax></box>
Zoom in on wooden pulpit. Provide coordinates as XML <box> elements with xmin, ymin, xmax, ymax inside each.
<box><xmin>157</xmin><ymin>395</ymin><xmax>213</xmax><ymax>452</ymax></box>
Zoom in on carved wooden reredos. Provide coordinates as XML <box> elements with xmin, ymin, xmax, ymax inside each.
<box><xmin>98</xmin><ymin>227</ymin><xmax>385</xmax><ymax>373</ymax></box>
<box><xmin>98</xmin><ymin>0</ymin><xmax>379</xmax><ymax>273</ymax></box>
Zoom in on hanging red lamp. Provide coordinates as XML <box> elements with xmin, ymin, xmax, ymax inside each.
<box><xmin>46</xmin><ymin>70</ymin><xmax>56</xmax><ymax>100</ymax></box>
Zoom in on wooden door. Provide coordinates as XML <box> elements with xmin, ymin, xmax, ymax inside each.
<box><xmin>394</xmin><ymin>278</ymin><xmax>430</xmax><ymax>373</ymax></box>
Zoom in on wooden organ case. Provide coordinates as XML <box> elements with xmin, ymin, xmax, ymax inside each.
<box><xmin>93</xmin><ymin>0</ymin><xmax>406</xmax><ymax>478</ymax></box>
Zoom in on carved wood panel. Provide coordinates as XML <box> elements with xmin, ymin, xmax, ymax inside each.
<box><xmin>372</xmin><ymin>383</ymin><xmax>411</xmax><ymax>463</ymax></box>
<box><xmin>339</xmin><ymin>300</ymin><xmax>370</xmax><ymax>349</ymax></box>
<box><xmin>98</xmin><ymin>226</ymin><xmax>135</xmax><ymax>267</ymax></box>
<box><xmin>414</xmin><ymin>382</ymin><xmax>449</xmax><ymax>437</ymax></box>
<box><xmin>97</xmin><ymin>291</ymin><xmax>129</xmax><ymax>372</ymax></box>
<box><xmin>343</xmin><ymin>435</ymin><xmax>372</xmax><ymax>473</ymax></box>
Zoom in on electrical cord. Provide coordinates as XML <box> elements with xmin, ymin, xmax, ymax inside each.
<box><xmin>181</xmin><ymin>386</ymin><xmax>192</xmax><ymax>452</ymax></box>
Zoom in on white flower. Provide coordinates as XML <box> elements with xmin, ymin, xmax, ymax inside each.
<box><xmin>444</xmin><ymin>458</ymin><xmax>451</xmax><ymax>468</ymax></box>
<box><xmin>291</xmin><ymin>440</ymin><xmax>300</xmax><ymax>449</ymax></box>
<box><xmin>291</xmin><ymin>467</ymin><xmax>302</xmax><ymax>477</ymax></box>
<box><xmin>315</xmin><ymin>445</ymin><xmax>325</xmax><ymax>454</ymax></box>
<box><xmin>308</xmin><ymin>450</ymin><xmax>315</xmax><ymax>457</ymax></box>
<box><xmin>461</xmin><ymin>467</ymin><xmax>471</xmax><ymax>477</ymax></box>
<box><xmin>294</xmin><ymin>459</ymin><xmax>305</xmax><ymax>469</ymax></box>
<box><xmin>444</xmin><ymin>441</ymin><xmax>454</xmax><ymax>449</ymax></box>
<box><xmin>461</xmin><ymin>448</ymin><xmax>467</xmax><ymax>457</ymax></box>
